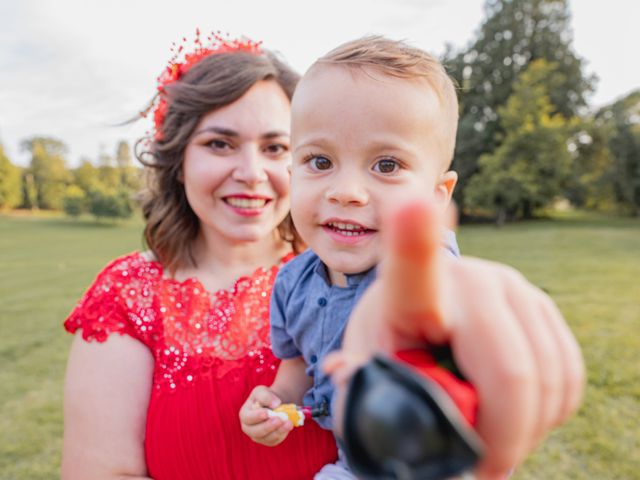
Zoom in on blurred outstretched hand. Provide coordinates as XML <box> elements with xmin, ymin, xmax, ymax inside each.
<box><xmin>325</xmin><ymin>199</ymin><xmax>585</xmax><ymax>480</ymax></box>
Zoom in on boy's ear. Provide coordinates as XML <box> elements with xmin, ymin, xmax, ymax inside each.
<box><xmin>435</xmin><ymin>170</ymin><xmax>458</xmax><ymax>205</ymax></box>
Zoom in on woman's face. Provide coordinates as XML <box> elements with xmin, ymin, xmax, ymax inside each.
<box><xmin>182</xmin><ymin>80</ymin><xmax>292</xmax><ymax>245</ymax></box>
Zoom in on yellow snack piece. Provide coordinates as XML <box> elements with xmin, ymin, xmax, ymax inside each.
<box><xmin>268</xmin><ymin>403</ymin><xmax>305</xmax><ymax>427</ymax></box>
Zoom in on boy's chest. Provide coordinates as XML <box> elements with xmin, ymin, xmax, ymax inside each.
<box><xmin>290</xmin><ymin>286</ymin><xmax>361</xmax><ymax>362</ymax></box>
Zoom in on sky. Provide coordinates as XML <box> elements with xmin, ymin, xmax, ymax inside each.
<box><xmin>1</xmin><ymin>0</ymin><xmax>638</xmax><ymax>167</ymax></box>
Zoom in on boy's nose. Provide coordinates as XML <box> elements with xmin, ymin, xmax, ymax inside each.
<box><xmin>232</xmin><ymin>147</ymin><xmax>268</xmax><ymax>185</ymax></box>
<box><xmin>325</xmin><ymin>175</ymin><xmax>369</xmax><ymax>206</ymax></box>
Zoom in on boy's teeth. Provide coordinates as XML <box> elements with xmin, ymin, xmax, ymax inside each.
<box><xmin>226</xmin><ymin>197</ymin><xmax>267</xmax><ymax>208</ymax></box>
<box><xmin>340</xmin><ymin>230</ymin><xmax>364</xmax><ymax>236</ymax></box>
<box><xmin>328</xmin><ymin>222</ymin><xmax>367</xmax><ymax>234</ymax></box>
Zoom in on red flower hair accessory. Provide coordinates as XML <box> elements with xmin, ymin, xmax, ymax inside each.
<box><xmin>147</xmin><ymin>29</ymin><xmax>262</xmax><ymax>140</ymax></box>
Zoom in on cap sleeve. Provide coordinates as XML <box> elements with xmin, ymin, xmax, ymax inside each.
<box><xmin>64</xmin><ymin>255</ymin><xmax>141</xmax><ymax>343</ymax></box>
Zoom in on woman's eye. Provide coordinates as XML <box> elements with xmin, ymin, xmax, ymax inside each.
<box><xmin>208</xmin><ymin>139</ymin><xmax>231</xmax><ymax>150</ymax></box>
<box><xmin>309</xmin><ymin>156</ymin><xmax>333</xmax><ymax>171</ymax></box>
<box><xmin>373</xmin><ymin>158</ymin><xmax>400</xmax><ymax>174</ymax></box>
<box><xmin>265</xmin><ymin>143</ymin><xmax>288</xmax><ymax>155</ymax></box>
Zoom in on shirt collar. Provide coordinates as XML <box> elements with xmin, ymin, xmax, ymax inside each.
<box><xmin>313</xmin><ymin>259</ymin><xmax>376</xmax><ymax>287</ymax></box>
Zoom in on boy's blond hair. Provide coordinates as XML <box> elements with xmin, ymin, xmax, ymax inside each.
<box><xmin>312</xmin><ymin>35</ymin><xmax>459</xmax><ymax>167</ymax></box>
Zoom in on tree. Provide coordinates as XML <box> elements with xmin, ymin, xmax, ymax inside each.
<box><xmin>21</xmin><ymin>137</ymin><xmax>70</xmax><ymax>210</ymax></box>
<box><xmin>565</xmin><ymin>120</ymin><xmax>613</xmax><ymax>211</ymax></box>
<box><xmin>21</xmin><ymin>171</ymin><xmax>37</xmax><ymax>209</ymax></box>
<box><xmin>592</xmin><ymin>90</ymin><xmax>640</xmax><ymax>215</ymax></box>
<box><xmin>466</xmin><ymin>60</ymin><xmax>574</xmax><ymax>222</ymax></box>
<box><xmin>73</xmin><ymin>159</ymin><xmax>101</xmax><ymax>194</ymax></box>
<box><xmin>63</xmin><ymin>185</ymin><xmax>87</xmax><ymax>217</ymax></box>
<box><xmin>443</xmin><ymin>0</ymin><xmax>594</xmax><ymax>213</ymax></box>
<box><xmin>0</xmin><ymin>143</ymin><xmax>22</xmax><ymax>209</ymax></box>
<box><xmin>568</xmin><ymin>91</ymin><xmax>640</xmax><ymax>215</ymax></box>
<box><xmin>115</xmin><ymin>140</ymin><xmax>132</xmax><ymax>169</ymax></box>
<box><xmin>115</xmin><ymin>140</ymin><xmax>141</xmax><ymax>190</ymax></box>
<box><xmin>89</xmin><ymin>189</ymin><xmax>133</xmax><ymax>221</ymax></box>
<box><xmin>96</xmin><ymin>145</ymin><xmax>120</xmax><ymax>191</ymax></box>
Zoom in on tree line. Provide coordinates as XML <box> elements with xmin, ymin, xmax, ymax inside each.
<box><xmin>1</xmin><ymin>0</ymin><xmax>638</xmax><ymax>222</ymax></box>
<box><xmin>0</xmin><ymin>138</ymin><xmax>141</xmax><ymax>220</ymax></box>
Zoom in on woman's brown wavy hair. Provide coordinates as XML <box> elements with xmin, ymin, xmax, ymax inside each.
<box><xmin>136</xmin><ymin>51</ymin><xmax>302</xmax><ymax>274</ymax></box>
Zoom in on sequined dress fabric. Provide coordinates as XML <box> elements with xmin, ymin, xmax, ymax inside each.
<box><xmin>64</xmin><ymin>252</ymin><xmax>337</xmax><ymax>480</ymax></box>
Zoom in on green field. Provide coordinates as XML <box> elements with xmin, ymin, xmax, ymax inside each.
<box><xmin>1</xmin><ymin>212</ymin><xmax>638</xmax><ymax>479</ymax></box>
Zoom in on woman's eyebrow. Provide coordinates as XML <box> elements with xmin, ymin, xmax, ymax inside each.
<box><xmin>193</xmin><ymin>126</ymin><xmax>288</xmax><ymax>139</ymax></box>
<box><xmin>262</xmin><ymin>130</ymin><xmax>289</xmax><ymax>139</ymax></box>
<box><xmin>193</xmin><ymin>126</ymin><xmax>239</xmax><ymax>137</ymax></box>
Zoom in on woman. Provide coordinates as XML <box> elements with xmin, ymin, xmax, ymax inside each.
<box><xmin>62</xmin><ymin>35</ymin><xmax>337</xmax><ymax>479</ymax></box>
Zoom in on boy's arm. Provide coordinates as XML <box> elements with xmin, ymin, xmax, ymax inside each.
<box><xmin>267</xmin><ymin>267</ymin><xmax>312</xmax><ymax>403</ymax></box>
<box><xmin>240</xmin><ymin>269</ymin><xmax>313</xmax><ymax>446</ymax></box>
<box><xmin>270</xmin><ymin>356</ymin><xmax>313</xmax><ymax>404</ymax></box>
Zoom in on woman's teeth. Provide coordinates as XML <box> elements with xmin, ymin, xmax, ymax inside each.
<box><xmin>226</xmin><ymin>197</ymin><xmax>267</xmax><ymax>209</ymax></box>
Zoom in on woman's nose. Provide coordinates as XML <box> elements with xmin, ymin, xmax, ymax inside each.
<box><xmin>232</xmin><ymin>147</ymin><xmax>268</xmax><ymax>185</ymax></box>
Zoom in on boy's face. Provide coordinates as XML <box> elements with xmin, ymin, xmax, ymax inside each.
<box><xmin>290</xmin><ymin>65</ymin><xmax>456</xmax><ymax>277</ymax></box>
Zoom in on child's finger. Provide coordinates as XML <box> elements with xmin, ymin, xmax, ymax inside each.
<box><xmin>504</xmin><ymin>278</ymin><xmax>564</xmax><ymax>444</ymax></box>
<box><xmin>322</xmin><ymin>351</ymin><xmax>347</xmax><ymax>377</ymax></box>
<box><xmin>533</xmin><ymin>291</ymin><xmax>585</xmax><ymax>430</ymax></box>
<box><xmin>240</xmin><ymin>406</ymin><xmax>270</xmax><ymax>426</ymax></box>
<box><xmin>446</xmin><ymin>258</ymin><xmax>539</xmax><ymax>474</ymax></box>
<box><xmin>322</xmin><ymin>351</ymin><xmax>362</xmax><ymax>390</ymax></box>
<box><xmin>245</xmin><ymin>416</ymin><xmax>285</xmax><ymax>442</ymax></box>
<box><xmin>381</xmin><ymin>199</ymin><xmax>449</xmax><ymax>343</ymax></box>
<box><xmin>250</xmin><ymin>385</ymin><xmax>281</xmax><ymax>409</ymax></box>
<box><xmin>254</xmin><ymin>419</ymin><xmax>293</xmax><ymax>446</ymax></box>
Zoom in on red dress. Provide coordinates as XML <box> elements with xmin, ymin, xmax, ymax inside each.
<box><xmin>64</xmin><ymin>252</ymin><xmax>338</xmax><ymax>480</ymax></box>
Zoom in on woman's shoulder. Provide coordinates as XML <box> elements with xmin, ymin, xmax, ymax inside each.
<box><xmin>93</xmin><ymin>251</ymin><xmax>164</xmax><ymax>286</ymax></box>
<box><xmin>64</xmin><ymin>251</ymin><xmax>165</xmax><ymax>343</ymax></box>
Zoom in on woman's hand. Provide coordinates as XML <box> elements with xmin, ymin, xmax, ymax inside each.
<box><xmin>325</xmin><ymin>199</ymin><xmax>585</xmax><ymax>480</ymax></box>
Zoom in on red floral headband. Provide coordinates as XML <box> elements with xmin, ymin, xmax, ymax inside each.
<box><xmin>146</xmin><ymin>29</ymin><xmax>262</xmax><ymax>140</ymax></box>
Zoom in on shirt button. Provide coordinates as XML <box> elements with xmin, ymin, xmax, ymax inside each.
<box><xmin>317</xmin><ymin>297</ymin><xmax>327</xmax><ymax>307</ymax></box>
<box><xmin>310</xmin><ymin>354</ymin><xmax>318</xmax><ymax>363</ymax></box>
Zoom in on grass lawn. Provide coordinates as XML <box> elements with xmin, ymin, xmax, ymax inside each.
<box><xmin>1</xmin><ymin>211</ymin><xmax>638</xmax><ymax>479</ymax></box>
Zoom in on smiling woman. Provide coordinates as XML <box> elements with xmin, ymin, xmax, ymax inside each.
<box><xmin>181</xmin><ymin>81</ymin><xmax>292</xmax><ymax>252</ymax></box>
<box><xmin>61</xmin><ymin>35</ymin><xmax>337</xmax><ymax>480</ymax></box>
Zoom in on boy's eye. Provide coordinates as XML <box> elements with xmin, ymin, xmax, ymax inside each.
<box><xmin>309</xmin><ymin>155</ymin><xmax>333</xmax><ymax>171</ymax></box>
<box><xmin>373</xmin><ymin>158</ymin><xmax>400</xmax><ymax>174</ymax></box>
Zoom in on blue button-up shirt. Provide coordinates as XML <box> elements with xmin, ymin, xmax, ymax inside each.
<box><xmin>270</xmin><ymin>231</ymin><xmax>460</xmax><ymax>429</ymax></box>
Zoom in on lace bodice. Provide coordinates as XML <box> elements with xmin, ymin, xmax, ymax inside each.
<box><xmin>65</xmin><ymin>251</ymin><xmax>293</xmax><ymax>391</ymax></box>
